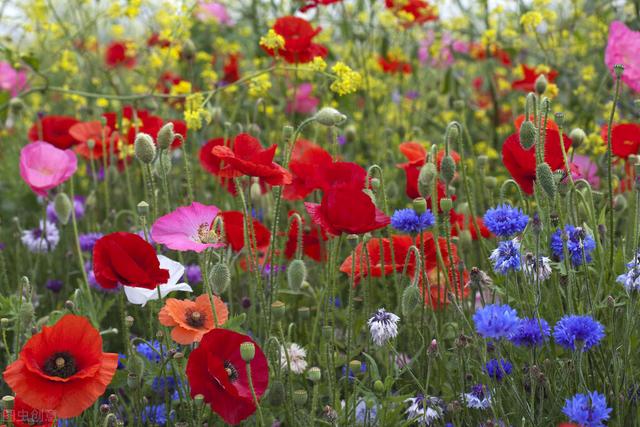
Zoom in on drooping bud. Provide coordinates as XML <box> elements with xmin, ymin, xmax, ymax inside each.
<box><xmin>134</xmin><ymin>133</ymin><xmax>156</xmax><ymax>164</ymax></box>
<box><xmin>418</xmin><ymin>162</ymin><xmax>437</xmax><ymax>197</ymax></box>
<box><xmin>519</xmin><ymin>120</ymin><xmax>536</xmax><ymax>149</ymax></box>
<box><xmin>534</xmin><ymin>74</ymin><xmax>548</xmax><ymax>95</ymax></box>
<box><xmin>157</xmin><ymin>122</ymin><xmax>175</xmax><ymax>150</ymax></box>
<box><xmin>401</xmin><ymin>284</ymin><xmax>421</xmax><ymax>316</ymax></box>
<box><xmin>314</xmin><ymin>107</ymin><xmax>347</xmax><ymax>127</ymax></box>
<box><xmin>153</xmin><ymin>152</ymin><xmax>172</xmax><ymax>177</ymax></box>
<box><xmin>440</xmin><ymin>155</ymin><xmax>456</xmax><ymax>183</ymax></box>
<box><xmin>446</xmin><ymin>124</ymin><xmax>460</xmax><ymax>146</ymax></box>
<box><xmin>536</xmin><ymin>162</ymin><xmax>557</xmax><ymax>198</ymax></box>
<box><xmin>240</xmin><ymin>342</ymin><xmax>255</xmax><ymax>362</ymax></box>
<box><xmin>287</xmin><ymin>259</ymin><xmax>307</xmax><ymax>291</ymax></box>
<box><xmin>209</xmin><ymin>262</ymin><xmax>231</xmax><ymax>295</ymax></box>
<box><xmin>54</xmin><ymin>192</ymin><xmax>73</xmax><ymax>225</ymax></box>
<box><xmin>569</xmin><ymin>128</ymin><xmax>586</xmax><ymax>148</ymax></box>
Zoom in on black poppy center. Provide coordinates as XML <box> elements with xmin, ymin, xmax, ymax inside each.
<box><xmin>224</xmin><ymin>360</ymin><xmax>239</xmax><ymax>382</ymax></box>
<box><xmin>186</xmin><ymin>309</ymin><xmax>206</xmax><ymax>327</ymax></box>
<box><xmin>43</xmin><ymin>351</ymin><xmax>77</xmax><ymax>378</ymax></box>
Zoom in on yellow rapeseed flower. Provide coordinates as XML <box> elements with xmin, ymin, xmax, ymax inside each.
<box><xmin>259</xmin><ymin>29</ymin><xmax>285</xmax><ymax>50</ymax></box>
<box><xmin>330</xmin><ymin>62</ymin><xmax>362</xmax><ymax>96</ymax></box>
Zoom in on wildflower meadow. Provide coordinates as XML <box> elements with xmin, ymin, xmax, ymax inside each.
<box><xmin>1</xmin><ymin>0</ymin><xmax>640</xmax><ymax>425</ymax></box>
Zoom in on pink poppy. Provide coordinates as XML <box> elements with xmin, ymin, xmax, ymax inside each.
<box><xmin>286</xmin><ymin>83</ymin><xmax>319</xmax><ymax>115</ymax></box>
<box><xmin>196</xmin><ymin>1</ymin><xmax>232</xmax><ymax>25</ymax></box>
<box><xmin>571</xmin><ymin>154</ymin><xmax>600</xmax><ymax>189</ymax></box>
<box><xmin>605</xmin><ymin>21</ymin><xmax>640</xmax><ymax>92</ymax></box>
<box><xmin>19</xmin><ymin>141</ymin><xmax>77</xmax><ymax>196</ymax></box>
<box><xmin>151</xmin><ymin>202</ymin><xmax>226</xmax><ymax>253</ymax></box>
<box><xmin>0</xmin><ymin>61</ymin><xmax>28</xmax><ymax>97</ymax></box>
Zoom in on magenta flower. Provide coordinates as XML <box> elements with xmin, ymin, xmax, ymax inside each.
<box><xmin>571</xmin><ymin>154</ymin><xmax>600</xmax><ymax>189</ymax></box>
<box><xmin>151</xmin><ymin>202</ymin><xmax>225</xmax><ymax>253</ymax></box>
<box><xmin>19</xmin><ymin>141</ymin><xmax>77</xmax><ymax>196</ymax></box>
<box><xmin>0</xmin><ymin>61</ymin><xmax>28</xmax><ymax>97</ymax></box>
<box><xmin>196</xmin><ymin>1</ymin><xmax>232</xmax><ymax>25</ymax></box>
<box><xmin>605</xmin><ymin>21</ymin><xmax>640</xmax><ymax>92</ymax></box>
<box><xmin>286</xmin><ymin>83</ymin><xmax>320</xmax><ymax>115</ymax></box>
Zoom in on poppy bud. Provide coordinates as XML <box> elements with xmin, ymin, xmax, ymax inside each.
<box><xmin>157</xmin><ymin>122</ymin><xmax>175</xmax><ymax>150</ymax></box>
<box><xmin>401</xmin><ymin>284</ymin><xmax>421</xmax><ymax>316</ymax></box>
<box><xmin>268</xmin><ymin>381</ymin><xmax>285</xmax><ymax>406</ymax></box>
<box><xmin>453</xmin><ymin>99</ymin><xmax>465</xmax><ymax>111</ymax></box>
<box><xmin>477</xmin><ymin>155</ymin><xmax>488</xmax><ymax>172</ymax></box>
<box><xmin>209</xmin><ymin>262</ymin><xmax>231</xmax><ymax>295</ymax></box>
<box><xmin>440</xmin><ymin>155</ymin><xmax>456</xmax><ymax>183</ymax></box>
<box><xmin>18</xmin><ymin>302</ymin><xmax>34</xmax><ymax>325</ymax></box>
<box><xmin>519</xmin><ymin>120</ymin><xmax>536</xmax><ymax>149</ymax></box>
<box><xmin>293</xmin><ymin>389</ymin><xmax>308</xmax><ymax>406</ymax></box>
<box><xmin>569</xmin><ymin>128</ymin><xmax>586</xmax><ymax>148</ymax></box>
<box><xmin>459</xmin><ymin>229</ymin><xmax>472</xmax><ymax>249</ymax></box>
<box><xmin>413</xmin><ymin>197</ymin><xmax>427</xmax><ymax>214</ymax></box>
<box><xmin>128</xmin><ymin>354</ymin><xmax>145</xmax><ymax>377</ymax></box>
<box><xmin>373</xmin><ymin>379</ymin><xmax>385</xmax><ymax>393</ymax></box>
<box><xmin>418</xmin><ymin>163</ymin><xmax>437</xmax><ymax>197</ymax></box>
<box><xmin>314</xmin><ymin>107</ymin><xmax>347</xmax><ymax>127</ymax></box>
<box><xmin>614</xmin><ymin>194</ymin><xmax>627</xmax><ymax>211</ymax></box>
<box><xmin>446</xmin><ymin>124</ymin><xmax>460</xmax><ymax>146</ymax></box>
<box><xmin>484</xmin><ymin>176</ymin><xmax>497</xmax><ymax>189</ymax></box>
<box><xmin>181</xmin><ymin>39</ymin><xmax>196</xmax><ymax>60</ymax></box>
<box><xmin>109</xmin><ymin>394</ymin><xmax>118</xmax><ymax>405</ymax></box>
<box><xmin>240</xmin><ymin>342</ymin><xmax>255</xmax><ymax>362</ymax></box>
<box><xmin>287</xmin><ymin>259</ymin><xmax>307</xmax><ymax>291</ymax></box>
<box><xmin>134</xmin><ymin>133</ymin><xmax>156</xmax><ymax>164</ymax></box>
<box><xmin>365</xmin><ymin>397</ymin><xmax>376</xmax><ymax>409</ymax></box>
<box><xmin>54</xmin><ymin>192</ymin><xmax>73</xmax><ymax>225</ymax></box>
<box><xmin>614</xmin><ymin>64</ymin><xmax>624</xmax><ymax>78</ymax></box>
<box><xmin>440</xmin><ymin>197</ymin><xmax>453</xmax><ymax>212</ymax></box>
<box><xmin>307</xmin><ymin>366</ymin><xmax>321</xmax><ymax>382</ymax></box>
<box><xmin>272</xmin><ymin>300</ymin><xmax>286</xmax><ymax>319</ymax></box>
<box><xmin>0</xmin><ymin>318</ymin><xmax>9</xmax><ymax>329</ymax></box>
<box><xmin>534</xmin><ymin>74</ymin><xmax>548</xmax><ymax>95</ymax></box>
<box><xmin>536</xmin><ymin>162</ymin><xmax>557</xmax><ymax>198</ymax></box>
<box><xmin>144</xmin><ymin>97</ymin><xmax>158</xmax><ymax>112</ymax></box>
<box><xmin>153</xmin><ymin>152</ymin><xmax>172</xmax><ymax>177</ymax></box>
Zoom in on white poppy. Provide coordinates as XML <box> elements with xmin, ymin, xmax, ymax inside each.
<box><xmin>124</xmin><ymin>255</ymin><xmax>192</xmax><ymax>306</ymax></box>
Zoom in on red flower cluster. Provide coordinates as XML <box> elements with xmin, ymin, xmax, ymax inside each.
<box><xmin>378</xmin><ymin>55</ymin><xmax>412</xmax><ymax>74</ymax></box>
<box><xmin>299</xmin><ymin>0</ymin><xmax>343</xmax><ymax>12</ymax></box>
<box><xmin>103</xmin><ymin>106</ymin><xmax>187</xmax><ymax>148</ymax></box>
<box><xmin>219</xmin><ymin>211</ymin><xmax>271</xmax><ymax>252</ymax></box>
<box><xmin>284</xmin><ymin>210</ymin><xmax>328</xmax><ymax>261</ymax></box>
<box><xmin>93</xmin><ymin>232</ymin><xmax>169</xmax><ymax>290</ymax></box>
<box><xmin>28</xmin><ymin>115</ymin><xmax>79</xmax><ymax>149</ymax></box>
<box><xmin>262</xmin><ymin>16</ymin><xmax>328</xmax><ymax>64</ymax></box>
<box><xmin>340</xmin><ymin>233</ymin><xmax>469</xmax><ymax>308</ymax></box>
<box><xmin>208</xmin><ymin>133</ymin><xmax>292</xmax><ymax>186</ymax></box>
<box><xmin>105</xmin><ymin>41</ymin><xmax>136</xmax><ymax>68</ymax></box>
<box><xmin>186</xmin><ymin>329</ymin><xmax>268</xmax><ymax>425</ymax></box>
<box><xmin>384</xmin><ymin>0</ymin><xmax>437</xmax><ymax>26</ymax></box>
<box><xmin>511</xmin><ymin>64</ymin><xmax>558</xmax><ymax>92</ymax></box>
<box><xmin>69</xmin><ymin>121</ymin><xmax>119</xmax><ymax>160</ymax></box>
<box><xmin>3</xmin><ymin>315</ymin><xmax>118</xmax><ymax>419</ymax></box>
<box><xmin>601</xmin><ymin>123</ymin><xmax>640</xmax><ymax>159</ymax></box>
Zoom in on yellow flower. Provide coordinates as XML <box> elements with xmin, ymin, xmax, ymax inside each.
<box><xmin>309</xmin><ymin>56</ymin><xmax>327</xmax><ymax>72</ymax></box>
<box><xmin>184</xmin><ymin>93</ymin><xmax>211</xmax><ymax>131</ymax></box>
<box><xmin>330</xmin><ymin>62</ymin><xmax>362</xmax><ymax>96</ymax></box>
<box><xmin>248</xmin><ymin>74</ymin><xmax>272</xmax><ymax>98</ymax></box>
<box><xmin>520</xmin><ymin>11</ymin><xmax>543</xmax><ymax>33</ymax></box>
<box><xmin>170</xmin><ymin>81</ymin><xmax>192</xmax><ymax>97</ymax></box>
<box><xmin>96</xmin><ymin>98</ymin><xmax>109</xmax><ymax>108</ymax></box>
<box><xmin>259</xmin><ymin>29</ymin><xmax>285</xmax><ymax>50</ymax></box>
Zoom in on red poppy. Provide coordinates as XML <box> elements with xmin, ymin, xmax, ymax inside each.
<box><xmin>284</xmin><ymin>211</ymin><xmax>327</xmax><ymax>261</ymax></box>
<box><xmin>157</xmin><ymin>71</ymin><xmax>184</xmax><ymax>94</ymax></box>
<box><xmin>284</xmin><ymin>139</ymin><xmax>366</xmax><ymax>200</ymax></box>
<box><xmin>2</xmin><ymin>396</ymin><xmax>56</xmax><ymax>427</ymax></box>
<box><xmin>601</xmin><ymin>123</ymin><xmax>640</xmax><ymax>159</ymax></box>
<box><xmin>28</xmin><ymin>115</ymin><xmax>79</xmax><ymax>149</ymax></box>
<box><xmin>305</xmin><ymin>185</ymin><xmax>390</xmax><ymax>235</ymax></box>
<box><xmin>219</xmin><ymin>211</ymin><xmax>271</xmax><ymax>252</ymax></box>
<box><xmin>69</xmin><ymin>121</ymin><xmax>120</xmax><ymax>160</ymax></box>
<box><xmin>340</xmin><ymin>234</ymin><xmax>413</xmax><ymax>284</ymax></box>
<box><xmin>3</xmin><ymin>315</ymin><xmax>118</xmax><ymax>419</ymax></box>
<box><xmin>469</xmin><ymin>43</ymin><xmax>512</xmax><ymax>66</ymax></box>
<box><xmin>103</xmin><ymin>107</ymin><xmax>187</xmax><ymax>149</ymax></box>
<box><xmin>262</xmin><ymin>16</ymin><xmax>328</xmax><ymax>64</ymax></box>
<box><xmin>384</xmin><ymin>0</ymin><xmax>437</xmax><ymax>26</ymax></box>
<box><xmin>93</xmin><ymin>232</ymin><xmax>169</xmax><ymax>290</ymax></box>
<box><xmin>378</xmin><ymin>55</ymin><xmax>412</xmax><ymax>74</ymax></box>
<box><xmin>186</xmin><ymin>329</ymin><xmax>269</xmax><ymax>425</ymax></box>
<box><xmin>501</xmin><ymin>128</ymin><xmax>571</xmax><ymax>195</ymax></box>
<box><xmin>210</xmin><ymin>133</ymin><xmax>292</xmax><ymax>186</ymax></box>
<box><xmin>223</xmin><ymin>54</ymin><xmax>241</xmax><ymax>83</ymax></box>
<box><xmin>511</xmin><ymin>64</ymin><xmax>558</xmax><ymax>92</ymax></box>
<box><xmin>147</xmin><ymin>32</ymin><xmax>170</xmax><ymax>48</ymax></box>
<box><xmin>105</xmin><ymin>41</ymin><xmax>136</xmax><ymax>68</ymax></box>
<box><xmin>199</xmin><ymin>137</ymin><xmax>238</xmax><ymax>194</ymax></box>
<box><xmin>450</xmin><ymin>211</ymin><xmax>491</xmax><ymax>240</ymax></box>
<box><xmin>299</xmin><ymin>0</ymin><xmax>343</xmax><ymax>12</ymax></box>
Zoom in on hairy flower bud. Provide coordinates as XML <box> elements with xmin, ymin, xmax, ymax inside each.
<box><xmin>157</xmin><ymin>123</ymin><xmax>175</xmax><ymax>150</ymax></box>
<box><xmin>440</xmin><ymin>155</ymin><xmax>456</xmax><ymax>183</ymax></box>
<box><xmin>134</xmin><ymin>133</ymin><xmax>156</xmax><ymax>164</ymax></box>
<box><xmin>287</xmin><ymin>259</ymin><xmax>307</xmax><ymax>291</ymax></box>
<box><xmin>535</xmin><ymin>74</ymin><xmax>548</xmax><ymax>95</ymax></box>
<box><xmin>209</xmin><ymin>262</ymin><xmax>231</xmax><ymax>295</ymax></box>
<box><xmin>536</xmin><ymin>162</ymin><xmax>557</xmax><ymax>198</ymax></box>
<box><xmin>519</xmin><ymin>120</ymin><xmax>536</xmax><ymax>149</ymax></box>
<box><xmin>418</xmin><ymin>162</ymin><xmax>437</xmax><ymax>197</ymax></box>
<box><xmin>314</xmin><ymin>107</ymin><xmax>347</xmax><ymax>126</ymax></box>
<box><xmin>153</xmin><ymin>152</ymin><xmax>172</xmax><ymax>177</ymax></box>
<box><xmin>54</xmin><ymin>192</ymin><xmax>73</xmax><ymax>225</ymax></box>
<box><xmin>569</xmin><ymin>128</ymin><xmax>586</xmax><ymax>148</ymax></box>
<box><xmin>401</xmin><ymin>284</ymin><xmax>421</xmax><ymax>316</ymax></box>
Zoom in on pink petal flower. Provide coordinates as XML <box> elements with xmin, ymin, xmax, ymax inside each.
<box><xmin>0</xmin><ymin>61</ymin><xmax>28</xmax><ymax>97</ymax></box>
<box><xmin>19</xmin><ymin>141</ymin><xmax>77</xmax><ymax>196</ymax></box>
<box><xmin>196</xmin><ymin>1</ymin><xmax>232</xmax><ymax>25</ymax></box>
<box><xmin>571</xmin><ymin>154</ymin><xmax>600</xmax><ymax>189</ymax></box>
<box><xmin>151</xmin><ymin>202</ymin><xmax>225</xmax><ymax>253</ymax></box>
<box><xmin>286</xmin><ymin>83</ymin><xmax>319</xmax><ymax>115</ymax></box>
<box><xmin>605</xmin><ymin>21</ymin><xmax>640</xmax><ymax>93</ymax></box>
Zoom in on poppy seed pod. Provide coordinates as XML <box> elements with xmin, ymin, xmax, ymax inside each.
<box><xmin>2</xmin><ymin>396</ymin><xmax>15</xmax><ymax>410</ymax></box>
<box><xmin>307</xmin><ymin>367</ymin><xmax>321</xmax><ymax>382</ymax></box>
<box><xmin>536</xmin><ymin>162</ymin><xmax>556</xmax><ymax>198</ymax></box>
<box><xmin>440</xmin><ymin>197</ymin><xmax>453</xmax><ymax>212</ymax></box>
<box><xmin>401</xmin><ymin>284</ymin><xmax>421</xmax><ymax>316</ymax></box>
<box><xmin>157</xmin><ymin>122</ymin><xmax>175</xmax><ymax>150</ymax></box>
<box><xmin>519</xmin><ymin>120</ymin><xmax>537</xmax><ymax>149</ymax></box>
<box><xmin>614</xmin><ymin>64</ymin><xmax>624</xmax><ymax>78</ymax></box>
<box><xmin>209</xmin><ymin>262</ymin><xmax>231</xmax><ymax>295</ymax></box>
<box><xmin>240</xmin><ymin>342</ymin><xmax>255</xmax><ymax>362</ymax></box>
<box><xmin>440</xmin><ymin>155</ymin><xmax>456</xmax><ymax>183</ymax></box>
<box><xmin>413</xmin><ymin>197</ymin><xmax>427</xmax><ymax>214</ymax></box>
<box><xmin>136</xmin><ymin>201</ymin><xmax>149</xmax><ymax>216</ymax></box>
<box><xmin>314</xmin><ymin>107</ymin><xmax>347</xmax><ymax>127</ymax></box>
<box><xmin>272</xmin><ymin>300</ymin><xmax>286</xmax><ymax>319</ymax></box>
<box><xmin>287</xmin><ymin>259</ymin><xmax>307</xmax><ymax>291</ymax></box>
<box><xmin>54</xmin><ymin>192</ymin><xmax>73</xmax><ymax>225</ymax></box>
<box><xmin>534</xmin><ymin>74</ymin><xmax>548</xmax><ymax>95</ymax></box>
<box><xmin>293</xmin><ymin>389</ymin><xmax>308</xmax><ymax>406</ymax></box>
<box><xmin>134</xmin><ymin>132</ymin><xmax>156</xmax><ymax>164</ymax></box>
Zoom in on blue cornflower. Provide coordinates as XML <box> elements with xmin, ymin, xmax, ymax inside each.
<box><xmin>78</xmin><ymin>232</ymin><xmax>103</xmax><ymax>252</ymax></box>
<box><xmin>484</xmin><ymin>359</ymin><xmax>513</xmax><ymax>382</ymax></box>
<box><xmin>391</xmin><ymin>208</ymin><xmax>435</xmax><ymax>234</ymax></box>
<box><xmin>617</xmin><ymin>251</ymin><xmax>640</xmax><ymax>292</ymax></box>
<box><xmin>136</xmin><ymin>340</ymin><xmax>166</xmax><ymax>362</ymax></box>
<box><xmin>489</xmin><ymin>239</ymin><xmax>522</xmax><ymax>274</ymax></box>
<box><xmin>509</xmin><ymin>317</ymin><xmax>551</xmax><ymax>347</ymax></box>
<box><xmin>550</xmin><ymin>225</ymin><xmax>596</xmax><ymax>266</ymax></box>
<box><xmin>342</xmin><ymin>361</ymin><xmax>367</xmax><ymax>381</ymax></box>
<box><xmin>141</xmin><ymin>404</ymin><xmax>170</xmax><ymax>426</ymax></box>
<box><xmin>562</xmin><ymin>391</ymin><xmax>611</xmax><ymax>427</ymax></box>
<box><xmin>117</xmin><ymin>353</ymin><xmax>126</xmax><ymax>369</ymax></box>
<box><xmin>473</xmin><ymin>304</ymin><xmax>520</xmax><ymax>339</ymax></box>
<box><xmin>553</xmin><ymin>315</ymin><xmax>605</xmax><ymax>352</ymax></box>
<box><xmin>151</xmin><ymin>376</ymin><xmax>181</xmax><ymax>397</ymax></box>
<box><xmin>483</xmin><ymin>204</ymin><xmax>529</xmax><ymax>237</ymax></box>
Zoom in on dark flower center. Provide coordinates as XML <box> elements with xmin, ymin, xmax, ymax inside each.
<box><xmin>43</xmin><ymin>351</ymin><xmax>77</xmax><ymax>378</ymax></box>
<box><xmin>186</xmin><ymin>309</ymin><xmax>205</xmax><ymax>328</ymax></box>
<box><xmin>224</xmin><ymin>360</ymin><xmax>239</xmax><ymax>382</ymax></box>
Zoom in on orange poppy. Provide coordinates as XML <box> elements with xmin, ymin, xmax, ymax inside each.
<box><xmin>159</xmin><ymin>294</ymin><xmax>229</xmax><ymax>345</ymax></box>
<box><xmin>3</xmin><ymin>314</ymin><xmax>118</xmax><ymax>419</ymax></box>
